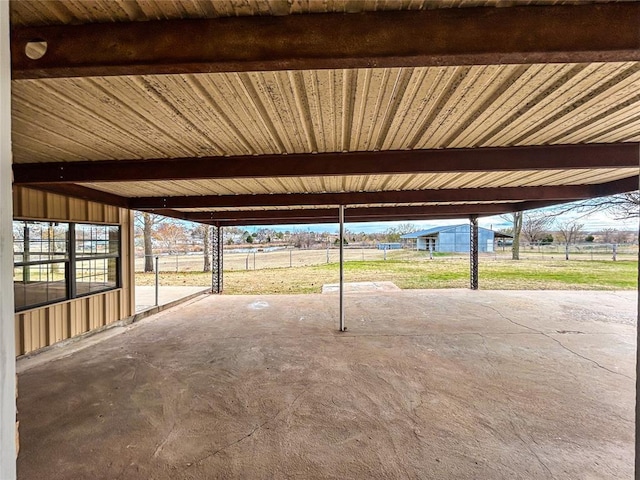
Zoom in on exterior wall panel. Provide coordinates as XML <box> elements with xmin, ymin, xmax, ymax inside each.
<box><xmin>13</xmin><ymin>187</ymin><xmax>134</xmax><ymax>356</ymax></box>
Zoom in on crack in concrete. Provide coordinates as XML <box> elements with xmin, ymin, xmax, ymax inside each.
<box><xmin>188</xmin><ymin>388</ymin><xmax>308</xmax><ymax>468</ymax></box>
<box><xmin>152</xmin><ymin>421</ymin><xmax>176</xmax><ymax>458</ymax></box>
<box><xmin>509</xmin><ymin>419</ymin><xmax>555</xmax><ymax>479</ymax></box>
<box><xmin>470</xmin><ymin>332</ymin><xmax>499</xmax><ymax>374</ymax></box>
<box><xmin>482</xmin><ymin>304</ymin><xmax>634</xmax><ymax>382</ymax></box>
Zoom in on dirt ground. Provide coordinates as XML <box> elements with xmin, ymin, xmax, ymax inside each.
<box><xmin>17</xmin><ymin>290</ymin><xmax>636</xmax><ymax>479</ymax></box>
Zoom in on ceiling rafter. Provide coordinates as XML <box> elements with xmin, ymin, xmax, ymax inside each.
<box><xmin>12</xmin><ymin>143</ymin><xmax>639</xmax><ymax>184</ymax></box>
<box><xmin>12</xmin><ymin>3</ymin><xmax>640</xmax><ymax>80</ymax></box>
<box><xmin>182</xmin><ymin>199</ymin><xmax>576</xmax><ymax>223</ymax></box>
<box><xmin>185</xmin><ymin>204</ymin><xmax>520</xmax><ymax>222</ymax></box>
<box><xmin>211</xmin><ymin>214</ymin><xmax>493</xmax><ymax>227</ymax></box>
<box><xmin>206</xmin><ymin>201</ymin><xmax>574</xmax><ymax>227</ymax></box>
<box><xmin>128</xmin><ymin>176</ymin><xmax>639</xmax><ymax>210</ymax></box>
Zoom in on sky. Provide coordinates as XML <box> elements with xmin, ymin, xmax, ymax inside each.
<box><xmin>243</xmin><ymin>200</ymin><xmax>639</xmax><ymax>234</ymax></box>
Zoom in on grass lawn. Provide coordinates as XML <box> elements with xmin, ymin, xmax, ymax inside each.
<box><xmin>136</xmin><ymin>257</ymin><xmax>638</xmax><ymax>295</ymax></box>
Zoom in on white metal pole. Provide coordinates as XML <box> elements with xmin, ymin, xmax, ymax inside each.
<box><xmin>0</xmin><ymin>1</ymin><xmax>17</xmax><ymax>476</ymax></box>
<box><xmin>339</xmin><ymin>205</ymin><xmax>345</xmax><ymax>332</ymax></box>
<box><xmin>154</xmin><ymin>256</ymin><xmax>159</xmax><ymax>306</ymax></box>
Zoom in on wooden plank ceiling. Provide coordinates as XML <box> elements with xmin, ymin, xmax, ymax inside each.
<box><xmin>9</xmin><ymin>0</ymin><xmax>640</xmax><ymax>226</ymax></box>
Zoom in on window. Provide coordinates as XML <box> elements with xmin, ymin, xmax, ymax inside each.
<box><xmin>13</xmin><ymin>221</ymin><xmax>121</xmax><ymax>311</ymax></box>
<box><xmin>13</xmin><ymin>221</ymin><xmax>69</xmax><ymax>310</ymax></box>
<box><xmin>74</xmin><ymin>224</ymin><xmax>120</xmax><ymax>296</ymax></box>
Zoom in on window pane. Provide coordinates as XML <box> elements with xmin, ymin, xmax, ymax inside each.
<box><xmin>13</xmin><ymin>221</ymin><xmax>69</xmax><ymax>263</ymax></box>
<box><xmin>13</xmin><ymin>220</ymin><xmax>69</xmax><ymax>310</ymax></box>
<box><xmin>75</xmin><ymin>258</ymin><xmax>118</xmax><ymax>295</ymax></box>
<box><xmin>13</xmin><ymin>262</ymin><xmax>68</xmax><ymax>310</ymax></box>
<box><xmin>76</xmin><ymin>223</ymin><xmax>118</xmax><ymax>257</ymax></box>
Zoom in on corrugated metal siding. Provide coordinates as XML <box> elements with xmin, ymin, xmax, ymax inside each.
<box><xmin>10</xmin><ymin>0</ymin><xmax>622</xmax><ymax>27</ymax></box>
<box><xmin>12</xmin><ymin>186</ymin><xmax>120</xmax><ymax>222</ymax></box>
<box><xmin>12</xmin><ymin>63</ymin><xmax>640</xmax><ymax>165</ymax></box>
<box><xmin>13</xmin><ymin>187</ymin><xmax>135</xmax><ymax>356</ymax></box>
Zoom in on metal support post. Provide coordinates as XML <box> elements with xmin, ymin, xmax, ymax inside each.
<box><xmin>470</xmin><ymin>215</ymin><xmax>479</xmax><ymax>290</ymax></box>
<box><xmin>211</xmin><ymin>224</ymin><xmax>223</xmax><ymax>294</ymax></box>
<box><xmin>0</xmin><ymin>1</ymin><xmax>17</xmax><ymax>475</ymax></box>
<box><xmin>339</xmin><ymin>205</ymin><xmax>346</xmax><ymax>332</ymax></box>
<box><xmin>635</xmin><ymin>194</ymin><xmax>640</xmax><ymax>478</ymax></box>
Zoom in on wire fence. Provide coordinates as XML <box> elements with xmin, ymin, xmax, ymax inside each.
<box><xmin>135</xmin><ymin>247</ymin><xmax>404</xmax><ymax>273</ymax></box>
<box><xmin>134</xmin><ymin>242</ymin><xmax>638</xmax><ymax>275</ymax></box>
<box><xmin>490</xmin><ymin>242</ymin><xmax>637</xmax><ymax>261</ymax></box>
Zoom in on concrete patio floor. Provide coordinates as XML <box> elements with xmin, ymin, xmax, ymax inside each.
<box><xmin>17</xmin><ymin>290</ymin><xmax>636</xmax><ymax>479</ymax></box>
<box><xmin>135</xmin><ymin>285</ymin><xmax>210</xmax><ymax>312</ymax></box>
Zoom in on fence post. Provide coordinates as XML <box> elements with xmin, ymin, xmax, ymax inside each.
<box><xmin>154</xmin><ymin>256</ymin><xmax>159</xmax><ymax>306</ymax></box>
<box><xmin>613</xmin><ymin>243</ymin><xmax>617</xmax><ymax>261</ymax></box>
<box><xmin>253</xmin><ymin>251</ymin><xmax>256</xmax><ymax>270</ymax></box>
<box><xmin>290</xmin><ymin>249</ymin><xmax>292</xmax><ymax>267</ymax></box>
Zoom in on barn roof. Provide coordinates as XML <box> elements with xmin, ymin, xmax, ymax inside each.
<box><xmin>9</xmin><ymin>0</ymin><xmax>640</xmax><ymax>226</ymax></box>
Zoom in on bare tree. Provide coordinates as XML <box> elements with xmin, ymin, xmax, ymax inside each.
<box><xmin>556</xmin><ymin>220</ymin><xmax>584</xmax><ymax>260</ymax></box>
<box><xmin>598</xmin><ymin>228</ymin><xmax>617</xmax><ymax>244</ymax></box>
<box><xmin>156</xmin><ymin>222</ymin><xmax>187</xmax><ymax>254</ymax></box>
<box><xmin>134</xmin><ymin>212</ymin><xmax>165</xmax><ymax>272</ymax></box>
<box><xmin>384</xmin><ymin>227</ymin><xmax>401</xmax><ymax>243</ymax></box>
<box><xmin>397</xmin><ymin>223</ymin><xmax>417</xmax><ymax>235</ymax></box>
<box><xmin>191</xmin><ymin>224</ymin><xmax>211</xmax><ymax>272</ymax></box>
<box><xmin>511</xmin><ymin>212</ymin><xmax>523</xmax><ymax>260</ymax></box>
<box><xmin>521</xmin><ymin>212</ymin><xmax>553</xmax><ymax>245</ymax></box>
<box><xmin>552</xmin><ymin>191</ymin><xmax>639</xmax><ymax>219</ymax></box>
<box><xmin>203</xmin><ymin>225</ymin><xmax>211</xmax><ymax>272</ymax></box>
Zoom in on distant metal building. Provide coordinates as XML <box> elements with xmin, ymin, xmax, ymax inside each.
<box><xmin>377</xmin><ymin>242</ymin><xmax>402</xmax><ymax>250</ymax></box>
<box><xmin>401</xmin><ymin>224</ymin><xmax>510</xmax><ymax>253</ymax></box>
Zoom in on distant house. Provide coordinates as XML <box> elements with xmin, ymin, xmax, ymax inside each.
<box><xmin>401</xmin><ymin>224</ymin><xmax>512</xmax><ymax>253</ymax></box>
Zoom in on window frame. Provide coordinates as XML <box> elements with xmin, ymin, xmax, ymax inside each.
<box><xmin>13</xmin><ymin>219</ymin><xmax>122</xmax><ymax>312</ymax></box>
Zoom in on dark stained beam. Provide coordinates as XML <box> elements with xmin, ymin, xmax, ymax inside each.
<box><xmin>184</xmin><ymin>204</ymin><xmax>521</xmax><ymax>222</ymax></box>
<box><xmin>130</xmin><ymin>176</ymin><xmax>639</xmax><ymax>210</ymax></box>
<box><xmin>185</xmin><ymin>199</ymin><xmax>586</xmax><ymax>226</ymax></box>
<box><xmin>25</xmin><ymin>183</ymin><xmax>130</xmax><ymax>209</ymax></box>
<box><xmin>12</xmin><ymin>3</ymin><xmax>640</xmax><ymax>80</ymax></box>
<box><xmin>211</xmin><ymin>213</ymin><xmax>500</xmax><ymax>228</ymax></box>
<box><xmin>13</xmin><ymin>143</ymin><xmax>639</xmax><ymax>184</ymax></box>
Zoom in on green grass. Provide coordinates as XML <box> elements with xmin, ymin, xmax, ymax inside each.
<box><xmin>136</xmin><ymin>257</ymin><xmax>638</xmax><ymax>294</ymax></box>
